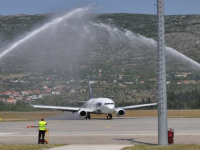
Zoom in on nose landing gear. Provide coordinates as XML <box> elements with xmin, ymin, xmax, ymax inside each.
<box><xmin>85</xmin><ymin>113</ymin><xmax>91</xmax><ymax>119</ymax></box>
<box><xmin>107</xmin><ymin>114</ymin><xmax>112</xmax><ymax>119</ymax></box>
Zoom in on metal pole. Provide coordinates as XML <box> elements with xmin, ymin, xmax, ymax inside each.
<box><xmin>157</xmin><ymin>0</ymin><xmax>168</xmax><ymax>145</ymax></box>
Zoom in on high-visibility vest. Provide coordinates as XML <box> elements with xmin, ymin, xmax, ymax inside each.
<box><xmin>38</xmin><ymin>121</ymin><xmax>46</xmax><ymax>130</ymax></box>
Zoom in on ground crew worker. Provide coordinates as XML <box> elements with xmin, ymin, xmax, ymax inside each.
<box><xmin>38</xmin><ymin>118</ymin><xmax>47</xmax><ymax>144</ymax></box>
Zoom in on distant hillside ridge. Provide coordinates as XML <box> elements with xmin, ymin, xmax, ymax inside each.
<box><xmin>0</xmin><ymin>13</ymin><xmax>200</xmax><ymax>74</ymax></box>
<box><xmin>0</xmin><ymin>13</ymin><xmax>200</xmax><ymax>61</ymax></box>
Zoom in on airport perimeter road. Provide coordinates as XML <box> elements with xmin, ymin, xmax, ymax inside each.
<box><xmin>0</xmin><ymin>117</ymin><xmax>200</xmax><ymax>145</ymax></box>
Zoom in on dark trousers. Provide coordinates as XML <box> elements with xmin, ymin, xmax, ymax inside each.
<box><xmin>38</xmin><ymin>130</ymin><xmax>45</xmax><ymax>144</ymax></box>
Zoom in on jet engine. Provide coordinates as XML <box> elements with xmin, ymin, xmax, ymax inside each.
<box><xmin>116</xmin><ymin>109</ymin><xmax>125</xmax><ymax>117</ymax></box>
<box><xmin>78</xmin><ymin>109</ymin><xmax>87</xmax><ymax>118</ymax></box>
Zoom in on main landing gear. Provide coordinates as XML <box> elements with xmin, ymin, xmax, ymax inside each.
<box><xmin>85</xmin><ymin>113</ymin><xmax>91</xmax><ymax>119</ymax></box>
<box><xmin>107</xmin><ymin>114</ymin><xmax>112</xmax><ymax>120</ymax></box>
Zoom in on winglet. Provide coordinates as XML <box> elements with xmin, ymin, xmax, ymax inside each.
<box><xmin>88</xmin><ymin>76</ymin><xmax>93</xmax><ymax>99</ymax></box>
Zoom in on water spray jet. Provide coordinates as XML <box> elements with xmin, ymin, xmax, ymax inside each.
<box><xmin>91</xmin><ymin>23</ymin><xmax>200</xmax><ymax>71</ymax></box>
<box><xmin>0</xmin><ymin>7</ymin><xmax>90</xmax><ymax>60</ymax></box>
<box><xmin>0</xmin><ymin>7</ymin><xmax>199</xmax><ymax>73</ymax></box>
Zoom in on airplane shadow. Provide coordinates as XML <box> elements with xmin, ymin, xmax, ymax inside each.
<box><xmin>115</xmin><ymin>138</ymin><xmax>157</xmax><ymax>145</ymax></box>
<box><xmin>47</xmin><ymin>111</ymin><xmax>157</xmax><ymax>120</ymax></box>
<box><xmin>84</xmin><ymin>117</ymin><xmax>144</xmax><ymax>120</ymax></box>
<box><xmin>91</xmin><ymin>117</ymin><xmax>155</xmax><ymax>120</ymax></box>
<box><xmin>112</xmin><ymin>117</ymin><xmax>153</xmax><ymax>120</ymax></box>
<box><xmin>48</xmin><ymin>117</ymin><xmax>149</xmax><ymax>121</ymax></box>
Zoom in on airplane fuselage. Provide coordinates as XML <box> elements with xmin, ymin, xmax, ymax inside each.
<box><xmin>84</xmin><ymin>98</ymin><xmax>115</xmax><ymax>115</ymax></box>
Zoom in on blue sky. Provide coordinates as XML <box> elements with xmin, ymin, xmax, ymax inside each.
<box><xmin>0</xmin><ymin>0</ymin><xmax>200</xmax><ymax>15</ymax></box>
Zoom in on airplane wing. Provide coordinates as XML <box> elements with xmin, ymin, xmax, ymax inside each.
<box><xmin>31</xmin><ymin>104</ymin><xmax>94</xmax><ymax>112</ymax></box>
<box><xmin>115</xmin><ymin>103</ymin><xmax>157</xmax><ymax>110</ymax></box>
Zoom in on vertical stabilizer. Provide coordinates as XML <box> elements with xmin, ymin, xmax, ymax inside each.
<box><xmin>88</xmin><ymin>76</ymin><xmax>93</xmax><ymax>99</ymax></box>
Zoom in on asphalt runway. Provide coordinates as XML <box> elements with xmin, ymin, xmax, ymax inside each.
<box><xmin>0</xmin><ymin>117</ymin><xmax>200</xmax><ymax>145</ymax></box>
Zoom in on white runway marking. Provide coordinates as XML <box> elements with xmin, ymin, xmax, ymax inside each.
<box><xmin>9</xmin><ymin>128</ymin><xmax>24</xmax><ymax>130</ymax></box>
<box><xmin>0</xmin><ymin>133</ymin><xmax>20</xmax><ymax>135</ymax></box>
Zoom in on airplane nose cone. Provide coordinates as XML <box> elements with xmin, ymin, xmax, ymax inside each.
<box><xmin>108</xmin><ymin>105</ymin><xmax>114</xmax><ymax>110</ymax></box>
<box><xmin>104</xmin><ymin>105</ymin><xmax>114</xmax><ymax>114</ymax></box>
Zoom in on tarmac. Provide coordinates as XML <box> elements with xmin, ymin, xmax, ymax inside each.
<box><xmin>0</xmin><ymin>117</ymin><xmax>200</xmax><ymax>146</ymax></box>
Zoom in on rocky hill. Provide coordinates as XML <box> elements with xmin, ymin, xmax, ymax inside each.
<box><xmin>0</xmin><ymin>13</ymin><xmax>200</xmax><ymax>76</ymax></box>
<box><xmin>96</xmin><ymin>14</ymin><xmax>200</xmax><ymax>62</ymax></box>
<box><xmin>1</xmin><ymin>13</ymin><xmax>200</xmax><ymax>107</ymax></box>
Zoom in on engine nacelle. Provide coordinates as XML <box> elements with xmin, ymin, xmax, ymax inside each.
<box><xmin>116</xmin><ymin>109</ymin><xmax>125</xmax><ymax>117</ymax></box>
<box><xmin>78</xmin><ymin>109</ymin><xmax>87</xmax><ymax>118</ymax></box>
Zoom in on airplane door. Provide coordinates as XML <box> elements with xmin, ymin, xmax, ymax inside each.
<box><xmin>96</xmin><ymin>103</ymin><xmax>101</xmax><ymax>111</ymax></box>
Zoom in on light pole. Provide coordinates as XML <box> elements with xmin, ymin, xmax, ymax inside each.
<box><xmin>157</xmin><ymin>0</ymin><xmax>168</xmax><ymax>145</ymax></box>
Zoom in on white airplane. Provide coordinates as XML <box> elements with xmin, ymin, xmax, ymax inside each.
<box><xmin>31</xmin><ymin>78</ymin><xmax>157</xmax><ymax>119</ymax></box>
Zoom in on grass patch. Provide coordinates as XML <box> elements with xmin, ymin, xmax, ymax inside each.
<box><xmin>122</xmin><ymin>145</ymin><xmax>200</xmax><ymax>150</ymax></box>
<box><xmin>0</xmin><ymin>111</ymin><xmax>61</xmax><ymax>121</ymax></box>
<box><xmin>0</xmin><ymin>144</ymin><xmax>65</xmax><ymax>150</ymax></box>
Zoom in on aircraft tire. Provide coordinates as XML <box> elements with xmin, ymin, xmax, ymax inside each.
<box><xmin>88</xmin><ymin>113</ymin><xmax>91</xmax><ymax>119</ymax></box>
<box><xmin>107</xmin><ymin>114</ymin><xmax>112</xmax><ymax>119</ymax></box>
